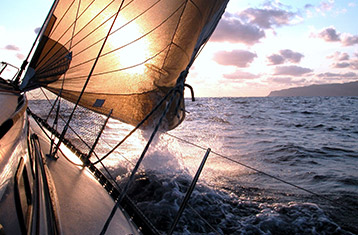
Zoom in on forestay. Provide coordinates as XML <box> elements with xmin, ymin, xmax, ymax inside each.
<box><xmin>20</xmin><ymin>0</ymin><xmax>229</xmax><ymax>130</ymax></box>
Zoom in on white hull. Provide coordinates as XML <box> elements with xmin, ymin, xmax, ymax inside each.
<box><xmin>0</xmin><ymin>80</ymin><xmax>141</xmax><ymax>234</ymax></box>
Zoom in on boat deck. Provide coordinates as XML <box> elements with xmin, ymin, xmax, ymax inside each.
<box><xmin>29</xmin><ymin>117</ymin><xmax>140</xmax><ymax>235</ymax></box>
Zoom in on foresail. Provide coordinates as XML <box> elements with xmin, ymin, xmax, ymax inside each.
<box><xmin>21</xmin><ymin>0</ymin><xmax>229</xmax><ymax>130</ymax></box>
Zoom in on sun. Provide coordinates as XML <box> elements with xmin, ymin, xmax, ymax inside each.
<box><xmin>107</xmin><ymin>15</ymin><xmax>151</xmax><ymax>76</ymax></box>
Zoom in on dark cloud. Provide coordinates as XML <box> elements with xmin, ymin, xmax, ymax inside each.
<box><xmin>34</xmin><ymin>27</ymin><xmax>41</xmax><ymax>34</ymax></box>
<box><xmin>267</xmin><ymin>49</ymin><xmax>304</xmax><ymax>65</ymax></box>
<box><xmin>304</xmin><ymin>4</ymin><xmax>314</xmax><ymax>9</ymax></box>
<box><xmin>316</xmin><ymin>28</ymin><xmax>358</xmax><ymax>46</ymax></box>
<box><xmin>333</xmin><ymin>62</ymin><xmax>350</xmax><ymax>68</ymax></box>
<box><xmin>5</xmin><ymin>45</ymin><xmax>20</xmax><ymax>51</ymax></box>
<box><xmin>223</xmin><ymin>70</ymin><xmax>259</xmax><ymax>81</ymax></box>
<box><xmin>318</xmin><ymin>27</ymin><xmax>341</xmax><ymax>42</ymax></box>
<box><xmin>211</xmin><ymin>14</ymin><xmax>265</xmax><ymax>45</ymax></box>
<box><xmin>274</xmin><ymin>65</ymin><xmax>313</xmax><ymax>76</ymax></box>
<box><xmin>317</xmin><ymin>72</ymin><xmax>357</xmax><ymax>78</ymax></box>
<box><xmin>279</xmin><ymin>49</ymin><xmax>304</xmax><ymax>63</ymax></box>
<box><xmin>267</xmin><ymin>54</ymin><xmax>285</xmax><ymax>65</ymax></box>
<box><xmin>316</xmin><ymin>72</ymin><xmax>358</xmax><ymax>80</ymax></box>
<box><xmin>214</xmin><ymin>50</ymin><xmax>257</xmax><ymax>68</ymax></box>
<box><xmin>239</xmin><ymin>8</ymin><xmax>296</xmax><ymax>29</ymax></box>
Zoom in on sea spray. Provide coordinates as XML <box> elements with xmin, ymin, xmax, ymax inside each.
<box><xmin>28</xmin><ymin>97</ymin><xmax>358</xmax><ymax>233</ymax></box>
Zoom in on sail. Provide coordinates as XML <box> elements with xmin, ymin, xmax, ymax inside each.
<box><xmin>21</xmin><ymin>0</ymin><xmax>229</xmax><ymax>130</ymax></box>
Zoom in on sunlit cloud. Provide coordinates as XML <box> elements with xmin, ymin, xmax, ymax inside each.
<box><xmin>349</xmin><ymin>60</ymin><xmax>358</xmax><ymax>70</ymax></box>
<box><xmin>274</xmin><ymin>65</ymin><xmax>313</xmax><ymax>76</ymax></box>
<box><xmin>348</xmin><ymin>2</ymin><xmax>357</xmax><ymax>7</ymax></box>
<box><xmin>267</xmin><ymin>76</ymin><xmax>306</xmax><ymax>85</ymax></box>
<box><xmin>223</xmin><ymin>70</ymin><xmax>259</xmax><ymax>81</ymax></box>
<box><xmin>214</xmin><ymin>50</ymin><xmax>257</xmax><ymax>68</ymax></box>
<box><xmin>341</xmin><ymin>34</ymin><xmax>358</xmax><ymax>46</ymax></box>
<box><xmin>4</xmin><ymin>44</ymin><xmax>20</xmax><ymax>51</ymax></box>
<box><xmin>327</xmin><ymin>51</ymin><xmax>350</xmax><ymax>61</ymax></box>
<box><xmin>16</xmin><ymin>53</ymin><xmax>25</xmax><ymax>60</ymax></box>
<box><xmin>319</xmin><ymin>0</ymin><xmax>335</xmax><ymax>12</ymax></box>
<box><xmin>211</xmin><ymin>13</ymin><xmax>265</xmax><ymax>45</ymax></box>
<box><xmin>327</xmin><ymin>51</ymin><xmax>358</xmax><ymax>69</ymax></box>
<box><xmin>239</xmin><ymin>7</ymin><xmax>297</xmax><ymax>29</ymax></box>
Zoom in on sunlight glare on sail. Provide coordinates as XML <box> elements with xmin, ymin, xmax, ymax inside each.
<box><xmin>107</xmin><ymin>15</ymin><xmax>151</xmax><ymax>76</ymax></box>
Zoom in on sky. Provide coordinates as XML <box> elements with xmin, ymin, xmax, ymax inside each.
<box><xmin>0</xmin><ymin>0</ymin><xmax>358</xmax><ymax>97</ymax></box>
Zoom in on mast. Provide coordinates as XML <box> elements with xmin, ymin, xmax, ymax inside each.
<box><xmin>14</xmin><ymin>0</ymin><xmax>59</xmax><ymax>87</ymax></box>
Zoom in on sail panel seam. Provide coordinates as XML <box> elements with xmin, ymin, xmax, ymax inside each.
<box><xmin>36</xmin><ymin>0</ymin><xmax>117</xmax><ymax>74</ymax></box>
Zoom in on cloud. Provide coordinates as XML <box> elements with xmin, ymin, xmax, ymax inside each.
<box><xmin>316</xmin><ymin>72</ymin><xmax>358</xmax><ymax>80</ymax></box>
<box><xmin>16</xmin><ymin>53</ymin><xmax>25</xmax><ymax>60</ymax></box>
<box><xmin>268</xmin><ymin>49</ymin><xmax>304</xmax><ymax>65</ymax></box>
<box><xmin>34</xmin><ymin>27</ymin><xmax>41</xmax><ymax>34</ymax></box>
<box><xmin>4</xmin><ymin>44</ymin><xmax>20</xmax><ymax>51</ymax></box>
<box><xmin>327</xmin><ymin>51</ymin><xmax>349</xmax><ymax>61</ymax></box>
<box><xmin>211</xmin><ymin>14</ymin><xmax>265</xmax><ymax>45</ymax></box>
<box><xmin>348</xmin><ymin>60</ymin><xmax>358</xmax><ymax>70</ymax></box>
<box><xmin>341</xmin><ymin>34</ymin><xmax>358</xmax><ymax>46</ymax></box>
<box><xmin>214</xmin><ymin>50</ymin><xmax>257</xmax><ymax>68</ymax></box>
<box><xmin>327</xmin><ymin>52</ymin><xmax>358</xmax><ymax>69</ymax></box>
<box><xmin>318</xmin><ymin>27</ymin><xmax>341</xmax><ymax>42</ymax></box>
<box><xmin>304</xmin><ymin>4</ymin><xmax>314</xmax><ymax>9</ymax></box>
<box><xmin>267</xmin><ymin>54</ymin><xmax>285</xmax><ymax>65</ymax></box>
<box><xmin>317</xmin><ymin>72</ymin><xmax>356</xmax><ymax>77</ymax></box>
<box><xmin>223</xmin><ymin>70</ymin><xmax>259</xmax><ymax>81</ymax></box>
<box><xmin>274</xmin><ymin>65</ymin><xmax>313</xmax><ymax>76</ymax></box>
<box><xmin>333</xmin><ymin>62</ymin><xmax>350</xmax><ymax>68</ymax></box>
<box><xmin>316</xmin><ymin>27</ymin><xmax>358</xmax><ymax>46</ymax></box>
<box><xmin>319</xmin><ymin>0</ymin><xmax>335</xmax><ymax>12</ymax></box>
<box><xmin>267</xmin><ymin>76</ymin><xmax>306</xmax><ymax>85</ymax></box>
<box><xmin>211</xmin><ymin>5</ymin><xmax>298</xmax><ymax>46</ymax></box>
<box><xmin>280</xmin><ymin>49</ymin><xmax>304</xmax><ymax>63</ymax></box>
<box><xmin>239</xmin><ymin>8</ymin><xmax>297</xmax><ymax>29</ymax></box>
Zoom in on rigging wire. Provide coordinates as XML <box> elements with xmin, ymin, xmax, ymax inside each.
<box><xmin>93</xmin><ymin>86</ymin><xmax>176</xmax><ymax>164</ymax></box>
<box><xmin>29</xmin><ymin>88</ymin><xmax>138</xmax><ymax>170</ymax></box>
<box><xmin>50</xmin><ymin>0</ymin><xmax>127</xmax><ymax>159</ymax></box>
<box><xmin>100</xmin><ymin>76</ymin><xmax>184</xmax><ymax>235</ymax></box>
<box><xmin>36</xmin><ymin>0</ymin><xmax>118</xmax><ymax>74</ymax></box>
<box><xmin>29</xmin><ymin>89</ymin><xmax>101</xmax><ymax>159</ymax></box>
<box><xmin>162</xmin><ymin>132</ymin><xmax>348</xmax><ymax>210</ymax></box>
<box><xmin>29</xmin><ymin>90</ymin><xmax>352</xmax><ymax>233</ymax></box>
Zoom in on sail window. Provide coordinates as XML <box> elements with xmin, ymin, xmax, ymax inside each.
<box><xmin>93</xmin><ymin>99</ymin><xmax>105</xmax><ymax>107</ymax></box>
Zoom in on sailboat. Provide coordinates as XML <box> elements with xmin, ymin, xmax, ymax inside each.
<box><xmin>0</xmin><ymin>0</ymin><xmax>229</xmax><ymax>234</ymax></box>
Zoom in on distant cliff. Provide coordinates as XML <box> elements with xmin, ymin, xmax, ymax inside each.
<box><xmin>268</xmin><ymin>81</ymin><xmax>358</xmax><ymax>97</ymax></box>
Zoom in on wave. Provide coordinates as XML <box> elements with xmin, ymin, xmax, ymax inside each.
<box><xmin>116</xmin><ymin>171</ymin><xmax>349</xmax><ymax>234</ymax></box>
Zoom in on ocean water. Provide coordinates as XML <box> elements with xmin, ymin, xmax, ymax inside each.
<box><xmin>28</xmin><ymin>96</ymin><xmax>358</xmax><ymax>234</ymax></box>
